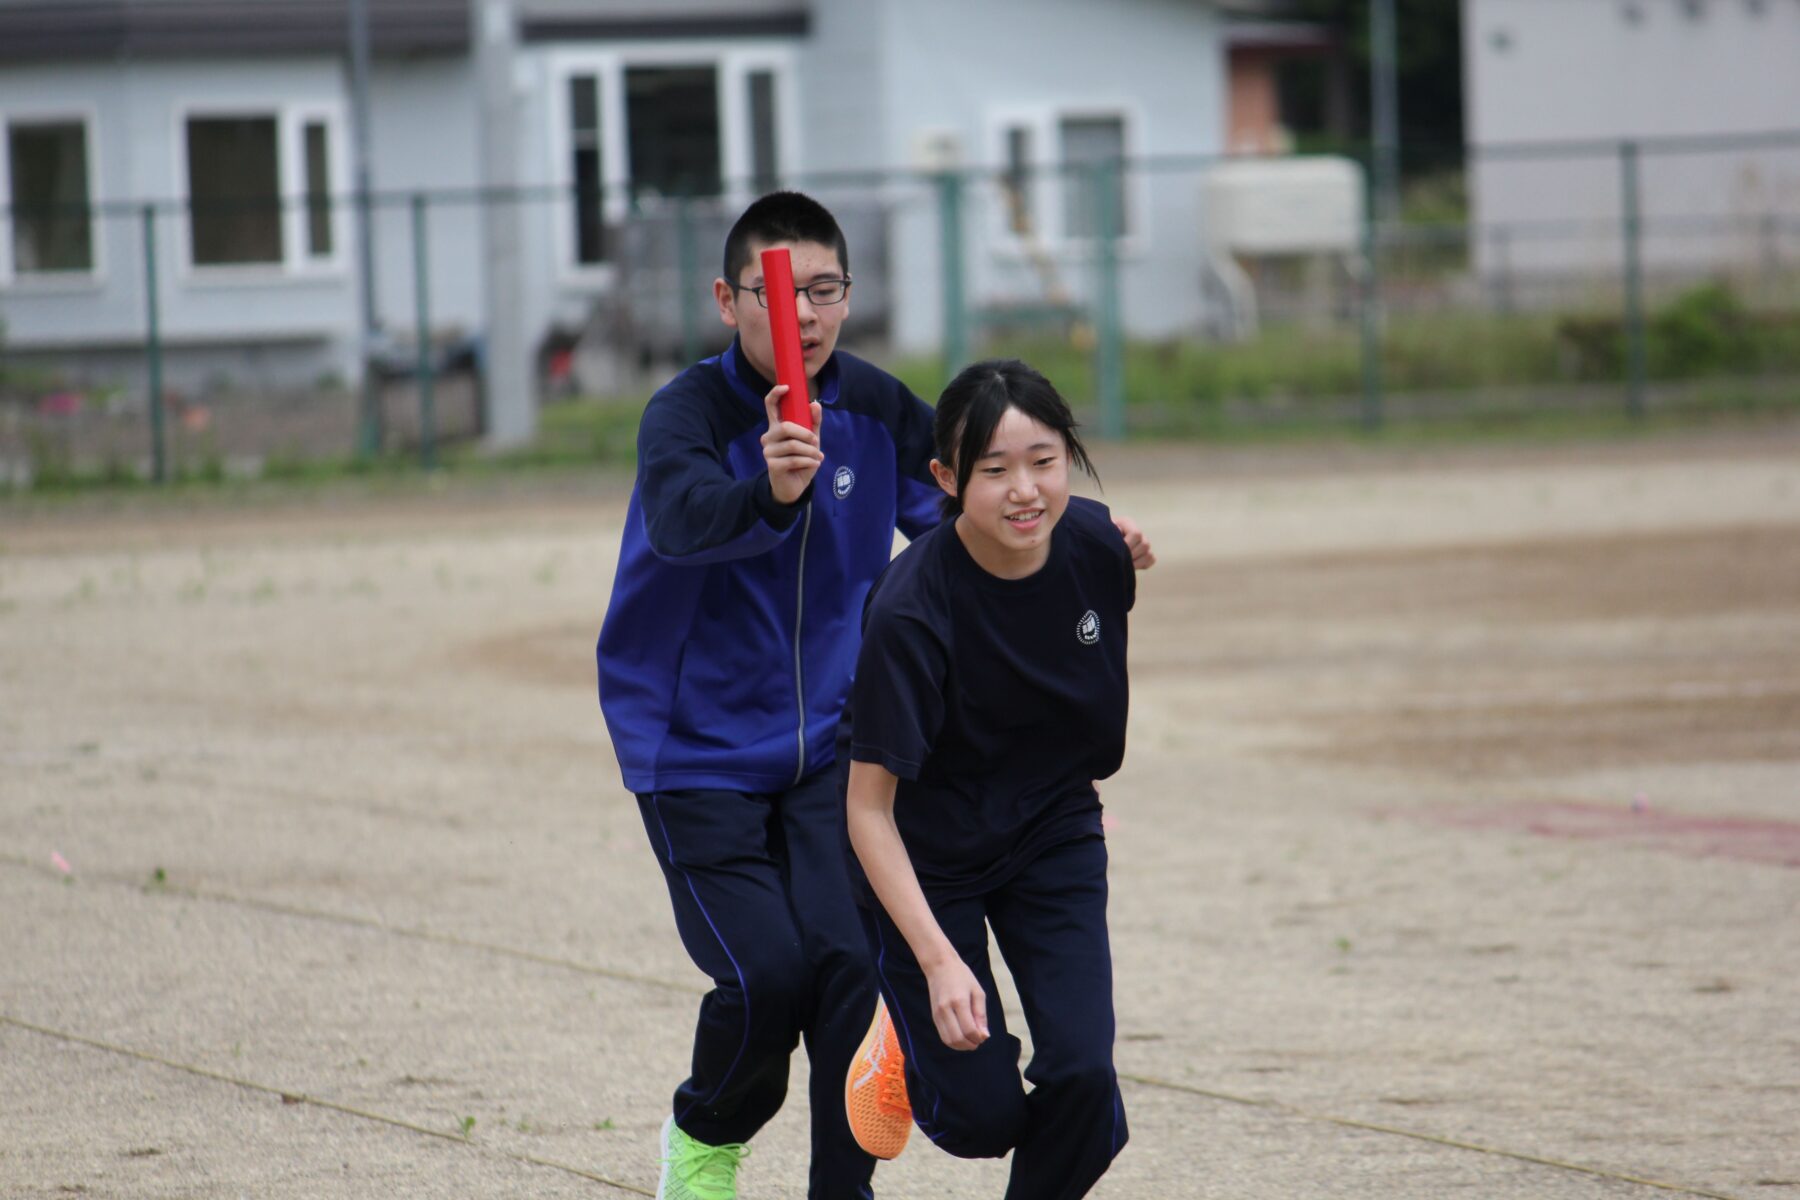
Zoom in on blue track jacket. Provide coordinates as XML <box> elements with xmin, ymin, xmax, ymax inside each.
<box><xmin>597</xmin><ymin>339</ymin><xmax>942</xmax><ymax>794</ymax></box>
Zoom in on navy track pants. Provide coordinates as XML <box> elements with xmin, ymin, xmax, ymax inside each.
<box><xmin>863</xmin><ymin>832</ymin><xmax>1127</xmax><ymax>1200</ymax></box>
<box><xmin>639</xmin><ymin>773</ymin><xmax>878</xmax><ymax>1200</ymax></box>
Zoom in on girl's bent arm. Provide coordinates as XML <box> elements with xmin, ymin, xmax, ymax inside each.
<box><xmin>846</xmin><ymin>760</ymin><xmax>990</xmax><ymax>1051</ymax></box>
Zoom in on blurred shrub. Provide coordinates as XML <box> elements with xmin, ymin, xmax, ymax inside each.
<box><xmin>1650</xmin><ymin>283</ymin><xmax>1755</xmax><ymax>378</ymax></box>
<box><xmin>1555</xmin><ymin>281</ymin><xmax>1789</xmax><ymax>382</ymax></box>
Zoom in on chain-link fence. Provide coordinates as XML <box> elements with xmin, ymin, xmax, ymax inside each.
<box><xmin>3</xmin><ymin>128</ymin><xmax>1798</xmax><ymax>486</ymax></box>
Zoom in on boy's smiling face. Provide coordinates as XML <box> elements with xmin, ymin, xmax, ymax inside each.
<box><xmin>714</xmin><ymin>238</ymin><xmax>850</xmax><ymax>396</ymax></box>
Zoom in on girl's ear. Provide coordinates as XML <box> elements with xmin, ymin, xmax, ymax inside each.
<box><xmin>928</xmin><ymin>457</ymin><xmax>958</xmax><ymax>501</ymax></box>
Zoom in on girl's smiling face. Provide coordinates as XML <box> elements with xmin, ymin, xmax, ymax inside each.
<box><xmin>932</xmin><ymin>405</ymin><xmax>1071</xmax><ymax>579</ymax></box>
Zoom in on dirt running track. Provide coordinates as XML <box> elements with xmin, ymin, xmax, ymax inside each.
<box><xmin>3</xmin><ymin>426</ymin><xmax>1798</xmax><ymax>1199</ymax></box>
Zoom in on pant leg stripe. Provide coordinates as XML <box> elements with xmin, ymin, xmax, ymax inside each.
<box><xmin>650</xmin><ymin>795</ymin><xmax>756</xmax><ymax>1123</ymax></box>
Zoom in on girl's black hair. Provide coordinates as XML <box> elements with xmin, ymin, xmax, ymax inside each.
<box><xmin>933</xmin><ymin>358</ymin><xmax>1097</xmax><ymax>516</ymax></box>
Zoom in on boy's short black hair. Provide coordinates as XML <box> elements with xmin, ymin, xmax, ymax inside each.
<box><xmin>934</xmin><ymin>358</ymin><xmax>1097</xmax><ymax>516</ymax></box>
<box><xmin>722</xmin><ymin>191</ymin><xmax>851</xmax><ymax>283</ymax></box>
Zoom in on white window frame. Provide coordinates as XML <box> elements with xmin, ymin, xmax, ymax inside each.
<box><xmin>173</xmin><ymin>99</ymin><xmax>349</xmax><ymax>282</ymax></box>
<box><xmin>718</xmin><ymin>54</ymin><xmax>799</xmax><ymax>206</ymax></box>
<box><xmin>734</xmin><ymin>63</ymin><xmax>787</xmax><ymax>197</ymax></box>
<box><xmin>0</xmin><ymin>106</ymin><xmax>104</xmax><ymax>289</ymax></box>
<box><xmin>554</xmin><ymin>63</ymin><xmax>616</xmax><ymax>284</ymax></box>
<box><xmin>547</xmin><ymin>42</ymin><xmax>801</xmax><ymax>284</ymax></box>
<box><xmin>985</xmin><ymin>103</ymin><xmax>1147</xmax><ymax>256</ymax></box>
<box><xmin>988</xmin><ymin>106</ymin><xmax>1047</xmax><ymax>250</ymax></box>
<box><xmin>290</xmin><ymin>104</ymin><xmax>349</xmax><ymax>273</ymax></box>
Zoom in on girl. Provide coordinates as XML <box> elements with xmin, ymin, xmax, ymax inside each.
<box><xmin>842</xmin><ymin>358</ymin><xmax>1142</xmax><ymax>1199</ymax></box>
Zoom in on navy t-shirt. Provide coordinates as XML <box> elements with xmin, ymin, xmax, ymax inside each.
<box><xmin>841</xmin><ymin>495</ymin><xmax>1134</xmax><ymax>899</ymax></box>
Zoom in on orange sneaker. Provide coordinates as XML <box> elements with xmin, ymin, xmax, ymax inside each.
<box><xmin>845</xmin><ymin>997</ymin><xmax>912</xmax><ymax>1159</ymax></box>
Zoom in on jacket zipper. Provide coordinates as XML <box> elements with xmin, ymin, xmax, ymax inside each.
<box><xmin>791</xmin><ymin>505</ymin><xmax>814</xmax><ymax>786</ymax></box>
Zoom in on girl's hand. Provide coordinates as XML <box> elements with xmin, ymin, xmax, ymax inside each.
<box><xmin>761</xmin><ymin>385</ymin><xmax>825</xmax><ymax>505</ymax></box>
<box><xmin>924</xmin><ymin>956</ymin><xmax>989</xmax><ymax>1051</ymax></box>
<box><xmin>845</xmin><ymin>760</ymin><xmax>987</xmax><ymax>1051</ymax></box>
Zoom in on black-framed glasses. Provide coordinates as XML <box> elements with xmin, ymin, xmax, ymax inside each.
<box><xmin>730</xmin><ymin>277</ymin><xmax>853</xmax><ymax>308</ymax></box>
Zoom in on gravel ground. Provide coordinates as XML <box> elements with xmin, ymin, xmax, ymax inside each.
<box><xmin>3</xmin><ymin>424</ymin><xmax>1798</xmax><ymax>1199</ymax></box>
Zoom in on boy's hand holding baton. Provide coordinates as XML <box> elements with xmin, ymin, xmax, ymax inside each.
<box><xmin>759</xmin><ymin>247</ymin><xmax>824</xmax><ymax>504</ymax></box>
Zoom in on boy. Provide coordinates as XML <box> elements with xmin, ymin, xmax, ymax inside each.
<box><xmin>596</xmin><ymin>192</ymin><xmax>1151</xmax><ymax>1200</ymax></box>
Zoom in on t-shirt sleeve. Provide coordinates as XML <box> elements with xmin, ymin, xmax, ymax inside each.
<box><xmin>1073</xmin><ymin>496</ymin><xmax>1135</xmax><ymax>612</ymax></box>
<box><xmin>1121</xmin><ymin>524</ymin><xmax>1137</xmax><ymax>613</ymax></box>
<box><xmin>848</xmin><ymin>605</ymin><xmax>948</xmax><ymax>781</ymax></box>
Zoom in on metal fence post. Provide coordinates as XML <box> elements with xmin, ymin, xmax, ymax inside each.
<box><xmin>1093</xmin><ymin>161</ymin><xmax>1125</xmax><ymax>440</ymax></box>
<box><xmin>676</xmin><ymin>194</ymin><xmax>701</xmax><ymax>366</ymax></box>
<box><xmin>1359</xmin><ymin>167</ymin><xmax>1385</xmax><ymax>432</ymax></box>
<box><xmin>1370</xmin><ymin>0</ymin><xmax>1402</xmax><ymax>234</ymax></box>
<box><xmin>351</xmin><ymin>0</ymin><xmax>382</xmax><ymax>461</ymax></box>
<box><xmin>411</xmin><ymin>192</ymin><xmax>436</xmax><ymax>470</ymax></box>
<box><xmin>141</xmin><ymin>203</ymin><xmax>167</xmax><ymax>484</ymax></box>
<box><xmin>1491</xmin><ymin>224</ymin><xmax>1514</xmax><ymax>316</ymax></box>
<box><xmin>937</xmin><ymin>170</ymin><xmax>967</xmax><ymax>385</ymax></box>
<box><xmin>1620</xmin><ymin>139</ymin><xmax>1648</xmax><ymax>420</ymax></box>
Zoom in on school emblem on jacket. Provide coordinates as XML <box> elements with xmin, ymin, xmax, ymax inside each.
<box><xmin>1076</xmin><ymin>609</ymin><xmax>1100</xmax><ymax>645</ymax></box>
<box><xmin>834</xmin><ymin>465</ymin><xmax>856</xmax><ymax>499</ymax></box>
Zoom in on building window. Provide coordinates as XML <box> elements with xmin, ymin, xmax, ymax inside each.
<box><xmin>187</xmin><ymin>116</ymin><xmax>282</xmax><ymax>266</ymax></box>
<box><xmin>183</xmin><ymin>110</ymin><xmax>341</xmax><ymax>272</ymax></box>
<box><xmin>991</xmin><ymin>109</ymin><xmax>1137</xmax><ymax>247</ymax></box>
<box><xmin>1059</xmin><ymin>115</ymin><xmax>1128</xmax><ymax>239</ymax></box>
<box><xmin>747</xmin><ymin>70</ymin><xmax>779</xmax><ymax>194</ymax></box>
<box><xmin>303</xmin><ymin>120</ymin><xmax>332</xmax><ymax>259</ymax></box>
<box><xmin>555</xmin><ymin>53</ymin><xmax>795</xmax><ymax>274</ymax></box>
<box><xmin>1001</xmin><ymin>125</ymin><xmax>1035</xmax><ymax>236</ymax></box>
<box><xmin>625</xmin><ymin>65</ymin><xmax>721</xmax><ymax>199</ymax></box>
<box><xmin>569</xmin><ymin>74</ymin><xmax>605</xmax><ymax>264</ymax></box>
<box><xmin>7</xmin><ymin>119</ymin><xmax>94</xmax><ymax>274</ymax></box>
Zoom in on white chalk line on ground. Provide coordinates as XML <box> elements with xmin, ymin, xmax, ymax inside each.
<box><xmin>0</xmin><ymin>851</ymin><xmax>698</xmax><ymax>994</ymax></box>
<box><xmin>0</xmin><ymin>1014</ymin><xmax>654</xmax><ymax>1197</ymax></box>
<box><xmin>1116</xmin><ymin>1071</ymin><xmax>1745</xmax><ymax>1200</ymax></box>
<box><xmin>2</xmin><ymin>855</ymin><xmax>1749</xmax><ymax>1200</ymax></box>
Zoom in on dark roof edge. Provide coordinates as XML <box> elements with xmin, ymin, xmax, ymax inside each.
<box><xmin>1224</xmin><ymin>20</ymin><xmax>1336</xmax><ymax>52</ymax></box>
<box><xmin>0</xmin><ymin>3</ymin><xmax>470</xmax><ymax>64</ymax></box>
<box><xmin>519</xmin><ymin>13</ymin><xmax>809</xmax><ymax>43</ymax></box>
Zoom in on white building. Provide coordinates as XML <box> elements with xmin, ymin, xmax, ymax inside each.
<box><xmin>0</xmin><ymin>0</ymin><xmax>1286</xmax><ymax>438</ymax></box>
<box><xmin>0</xmin><ymin>0</ymin><xmax>481</xmax><ymax>418</ymax></box>
<box><xmin>1462</xmin><ymin>0</ymin><xmax>1800</xmax><ymax>282</ymax></box>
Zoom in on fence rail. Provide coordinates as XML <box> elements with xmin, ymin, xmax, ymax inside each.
<box><xmin>4</xmin><ymin>129</ymin><xmax>1799</xmax><ymax>486</ymax></box>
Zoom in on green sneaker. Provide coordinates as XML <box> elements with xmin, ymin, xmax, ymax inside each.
<box><xmin>657</xmin><ymin>1115</ymin><xmax>749</xmax><ymax>1200</ymax></box>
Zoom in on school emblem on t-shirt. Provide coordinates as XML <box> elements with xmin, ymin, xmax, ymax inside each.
<box><xmin>1076</xmin><ymin>609</ymin><xmax>1100</xmax><ymax>645</ymax></box>
<box><xmin>834</xmin><ymin>465</ymin><xmax>855</xmax><ymax>499</ymax></box>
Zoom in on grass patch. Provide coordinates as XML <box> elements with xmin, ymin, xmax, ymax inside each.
<box><xmin>462</xmin><ymin>392</ymin><xmax>647</xmax><ymax>469</ymax></box>
<box><xmin>6</xmin><ymin>283</ymin><xmax>1797</xmax><ymax>498</ymax></box>
<box><xmin>892</xmin><ymin>291</ymin><xmax>1800</xmax><ymax>440</ymax></box>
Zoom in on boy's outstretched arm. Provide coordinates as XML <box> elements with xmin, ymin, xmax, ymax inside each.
<box><xmin>637</xmin><ymin>385</ymin><xmax>820</xmax><ymax>565</ymax></box>
<box><xmin>846</xmin><ymin>760</ymin><xmax>990</xmax><ymax>1052</ymax></box>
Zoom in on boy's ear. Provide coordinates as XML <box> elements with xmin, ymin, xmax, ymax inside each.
<box><xmin>928</xmin><ymin>458</ymin><xmax>958</xmax><ymax>500</ymax></box>
<box><xmin>714</xmin><ymin>278</ymin><xmax>740</xmax><ymax>328</ymax></box>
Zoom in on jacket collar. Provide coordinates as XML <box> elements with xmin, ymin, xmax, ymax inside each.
<box><xmin>722</xmin><ymin>336</ymin><xmax>841</xmax><ymax>413</ymax></box>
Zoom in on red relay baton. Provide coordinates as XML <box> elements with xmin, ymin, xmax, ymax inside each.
<box><xmin>759</xmin><ymin>247</ymin><xmax>813</xmax><ymax>429</ymax></box>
